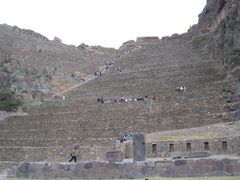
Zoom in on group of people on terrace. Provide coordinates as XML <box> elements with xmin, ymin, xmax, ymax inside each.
<box><xmin>104</xmin><ymin>60</ymin><xmax>114</xmax><ymax>67</ymax></box>
<box><xmin>116</xmin><ymin>133</ymin><xmax>133</xmax><ymax>144</ymax></box>
<box><xmin>97</xmin><ymin>95</ymin><xmax>156</xmax><ymax>104</ymax></box>
<box><xmin>53</xmin><ymin>94</ymin><xmax>66</xmax><ymax>100</ymax></box>
<box><xmin>94</xmin><ymin>60</ymin><xmax>116</xmax><ymax>76</ymax></box>
<box><xmin>104</xmin><ymin>60</ymin><xmax>114</xmax><ymax>70</ymax></box>
<box><xmin>94</xmin><ymin>71</ymin><xmax>102</xmax><ymax>76</ymax></box>
<box><xmin>105</xmin><ymin>60</ymin><xmax>122</xmax><ymax>73</ymax></box>
<box><xmin>176</xmin><ymin>86</ymin><xmax>187</xmax><ymax>93</ymax></box>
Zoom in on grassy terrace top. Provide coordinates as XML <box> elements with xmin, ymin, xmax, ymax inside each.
<box><xmin>146</xmin><ymin>121</ymin><xmax>240</xmax><ymax>142</ymax></box>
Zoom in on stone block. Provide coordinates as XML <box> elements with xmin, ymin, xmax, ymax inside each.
<box><xmin>133</xmin><ymin>133</ymin><xmax>146</xmax><ymax>161</ymax></box>
<box><xmin>186</xmin><ymin>151</ymin><xmax>211</xmax><ymax>158</ymax></box>
<box><xmin>16</xmin><ymin>163</ymin><xmax>37</xmax><ymax>178</ymax></box>
<box><xmin>174</xmin><ymin>160</ymin><xmax>187</xmax><ymax>166</ymax></box>
<box><xmin>105</xmin><ymin>150</ymin><xmax>123</xmax><ymax>163</ymax></box>
<box><xmin>84</xmin><ymin>162</ymin><xmax>94</xmax><ymax>169</ymax></box>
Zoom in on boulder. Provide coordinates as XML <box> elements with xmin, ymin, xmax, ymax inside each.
<box><xmin>105</xmin><ymin>150</ymin><xmax>123</xmax><ymax>163</ymax></box>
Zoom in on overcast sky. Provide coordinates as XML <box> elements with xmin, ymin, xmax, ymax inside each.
<box><xmin>0</xmin><ymin>0</ymin><xmax>206</xmax><ymax>48</ymax></box>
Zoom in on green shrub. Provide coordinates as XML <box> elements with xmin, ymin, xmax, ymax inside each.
<box><xmin>0</xmin><ymin>87</ymin><xmax>21</xmax><ymax>112</ymax></box>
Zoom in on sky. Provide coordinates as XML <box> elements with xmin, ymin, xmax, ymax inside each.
<box><xmin>0</xmin><ymin>0</ymin><xmax>206</xmax><ymax>48</ymax></box>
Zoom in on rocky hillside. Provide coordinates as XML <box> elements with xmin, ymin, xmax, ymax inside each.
<box><xmin>191</xmin><ymin>0</ymin><xmax>240</xmax><ymax>120</ymax></box>
<box><xmin>194</xmin><ymin>0</ymin><xmax>240</xmax><ymax>71</ymax></box>
<box><xmin>1</xmin><ymin>0</ymin><xmax>239</xmax><ymax>113</ymax></box>
<box><xmin>0</xmin><ymin>24</ymin><xmax>118</xmax><ymax>110</ymax></box>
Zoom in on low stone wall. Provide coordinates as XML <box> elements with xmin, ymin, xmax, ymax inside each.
<box><xmin>146</xmin><ymin>137</ymin><xmax>240</xmax><ymax>158</ymax></box>
<box><xmin>1</xmin><ymin>155</ymin><xmax>240</xmax><ymax>179</ymax></box>
<box><xmin>117</xmin><ymin>136</ymin><xmax>240</xmax><ymax>159</ymax></box>
<box><xmin>136</xmin><ymin>36</ymin><xmax>160</xmax><ymax>45</ymax></box>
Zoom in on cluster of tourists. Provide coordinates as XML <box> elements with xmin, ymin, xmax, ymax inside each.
<box><xmin>176</xmin><ymin>86</ymin><xmax>187</xmax><ymax>93</ymax></box>
<box><xmin>94</xmin><ymin>71</ymin><xmax>102</xmax><ymax>76</ymax></box>
<box><xmin>104</xmin><ymin>61</ymin><xmax>114</xmax><ymax>66</ymax></box>
<box><xmin>116</xmin><ymin>133</ymin><xmax>133</xmax><ymax>144</ymax></box>
<box><xmin>95</xmin><ymin>60</ymin><xmax>115</xmax><ymax>75</ymax></box>
<box><xmin>53</xmin><ymin>95</ymin><xmax>66</xmax><ymax>100</ymax></box>
<box><xmin>104</xmin><ymin>60</ymin><xmax>114</xmax><ymax>70</ymax></box>
<box><xmin>97</xmin><ymin>95</ymin><xmax>156</xmax><ymax>104</ymax></box>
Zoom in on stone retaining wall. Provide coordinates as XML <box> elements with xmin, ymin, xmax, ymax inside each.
<box><xmin>146</xmin><ymin>136</ymin><xmax>240</xmax><ymax>158</ymax></box>
<box><xmin>1</xmin><ymin>155</ymin><xmax>240</xmax><ymax>179</ymax></box>
<box><xmin>117</xmin><ymin>136</ymin><xmax>240</xmax><ymax>159</ymax></box>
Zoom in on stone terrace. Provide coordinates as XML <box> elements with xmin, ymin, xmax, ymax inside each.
<box><xmin>0</xmin><ymin>34</ymin><xmax>237</xmax><ymax>162</ymax></box>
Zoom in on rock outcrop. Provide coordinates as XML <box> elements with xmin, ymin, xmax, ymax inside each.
<box><xmin>196</xmin><ymin>0</ymin><xmax>240</xmax><ymax>67</ymax></box>
<box><xmin>192</xmin><ymin>0</ymin><xmax>240</xmax><ymax>121</ymax></box>
<box><xmin>0</xmin><ymin>24</ymin><xmax>118</xmax><ymax>109</ymax></box>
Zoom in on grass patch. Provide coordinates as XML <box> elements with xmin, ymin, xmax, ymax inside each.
<box><xmin>146</xmin><ymin>131</ymin><xmax>224</xmax><ymax>142</ymax></box>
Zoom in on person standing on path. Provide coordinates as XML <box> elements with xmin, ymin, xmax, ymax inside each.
<box><xmin>69</xmin><ymin>146</ymin><xmax>78</xmax><ymax>163</ymax></box>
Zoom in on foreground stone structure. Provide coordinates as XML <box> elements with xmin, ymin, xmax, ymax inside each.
<box><xmin>1</xmin><ymin>155</ymin><xmax>240</xmax><ymax>179</ymax></box>
<box><xmin>117</xmin><ymin>122</ymin><xmax>240</xmax><ymax>159</ymax></box>
<box><xmin>105</xmin><ymin>150</ymin><xmax>123</xmax><ymax>163</ymax></box>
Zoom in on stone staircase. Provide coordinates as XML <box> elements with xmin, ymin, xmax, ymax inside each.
<box><xmin>0</xmin><ymin>35</ymin><xmax>236</xmax><ymax>162</ymax></box>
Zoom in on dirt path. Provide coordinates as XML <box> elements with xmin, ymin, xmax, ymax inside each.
<box><xmin>52</xmin><ymin>66</ymin><xmax>108</xmax><ymax>97</ymax></box>
<box><xmin>53</xmin><ymin>75</ymin><xmax>96</xmax><ymax>97</ymax></box>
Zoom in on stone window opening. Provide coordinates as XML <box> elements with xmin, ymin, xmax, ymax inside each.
<box><xmin>186</xmin><ymin>143</ymin><xmax>191</xmax><ymax>151</ymax></box>
<box><xmin>152</xmin><ymin>144</ymin><xmax>157</xmax><ymax>154</ymax></box>
<box><xmin>169</xmin><ymin>144</ymin><xmax>174</xmax><ymax>152</ymax></box>
<box><xmin>204</xmin><ymin>142</ymin><xmax>209</xmax><ymax>151</ymax></box>
<box><xmin>125</xmin><ymin>144</ymin><xmax>130</xmax><ymax>158</ymax></box>
<box><xmin>222</xmin><ymin>141</ymin><xmax>227</xmax><ymax>152</ymax></box>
